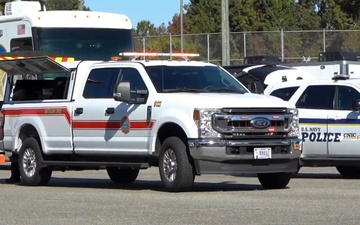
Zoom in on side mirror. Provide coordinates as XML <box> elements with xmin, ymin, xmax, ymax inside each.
<box><xmin>113</xmin><ymin>81</ymin><xmax>149</xmax><ymax>104</ymax></box>
<box><xmin>113</xmin><ymin>81</ymin><xmax>131</xmax><ymax>102</ymax></box>
<box><xmin>352</xmin><ymin>99</ymin><xmax>360</xmax><ymax>111</ymax></box>
<box><xmin>249</xmin><ymin>81</ymin><xmax>264</xmax><ymax>94</ymax></box>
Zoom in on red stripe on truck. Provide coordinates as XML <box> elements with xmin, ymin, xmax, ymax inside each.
<box><xmin>3</xmin><ymin>108</ymin><xmax>154</xmax><ymax>130</ymax></box>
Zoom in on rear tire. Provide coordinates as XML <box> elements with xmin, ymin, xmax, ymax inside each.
<box><xmin>106</xmin><ymin>167</ymin><xmax>139</xmax><ymax>184</ymax></box>
<box><xmin>257</xmin><ymin>173</ymin><xmax>292</xmax><ymax>189</ymax></box>
<box><xmin>159</xmin><ymin>136</ymin><xmax>195</xmax><ymax>192</ymax></box>
<box><xmin>336</xmin><ymin>166</ymin><xmax>360</xmax><ymax>178</ymax></box>
<box><xmin>18</xmin><ymin>137</ymin><xmax>52</xmax><ymax>186</ymax></box>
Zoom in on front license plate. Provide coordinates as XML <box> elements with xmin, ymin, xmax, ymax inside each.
<box><xmin>254</xmin><ymin>148</ymin><xmax>272</xmax><ymax>159</ymax></box>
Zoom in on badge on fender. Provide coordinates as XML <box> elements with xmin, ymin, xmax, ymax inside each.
<box><xmin>120</xmin><ymin>116</ymin><xmax>130</xmax><ymax>134</ymax></box>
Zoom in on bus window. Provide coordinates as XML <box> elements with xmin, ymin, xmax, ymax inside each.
<box><xmin>10</xmin><ymin>37</ymin><xmax>33</xmax><ymax>52</ymax></box>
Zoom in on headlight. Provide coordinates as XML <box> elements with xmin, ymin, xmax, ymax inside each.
<box><xmin>287</xmin><ymin>108</ymin><xmax>300</xmax><ymax>137</ymax></box>
<box><xmin>193</xmin><ymin>108</ymin><xmax>221</xmax><ymax>138</ymax></box>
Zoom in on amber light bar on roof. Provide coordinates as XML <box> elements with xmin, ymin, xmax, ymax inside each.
<box><xmin>119</xmin><ymin>52</ymin><xmax>200</xmax><ymax>57</ymax></box>
<box><xmin>119</xmin><ymin>52</ymin><xmax>200</xmax><ymax>61</ymax></box>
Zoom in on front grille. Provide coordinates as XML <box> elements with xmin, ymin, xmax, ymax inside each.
<box><xmin>228</xmin><ymin>120</ymin><xmax>284</xmax><ymax>128</ymax></box>
<box><xmin>213</xmin><ymin>108</ymin><xmax>291</xmax><ymax>139</ymax></box>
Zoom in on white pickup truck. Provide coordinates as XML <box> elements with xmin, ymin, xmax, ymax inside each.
<box><xmin>0</xmin><ymin>55</ymin><xmax>302</xmax><ymax>191</ymax></box>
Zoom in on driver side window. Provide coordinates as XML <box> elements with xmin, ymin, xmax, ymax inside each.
<box><xmin>118</xmin><ymin>68</ymin><xmax>147</xmax><ymax>91</ymax></box>
<box><xmin>296</xmin><ymin>85</ymin><xmax>335</xmax><ymax>110</ymax></box>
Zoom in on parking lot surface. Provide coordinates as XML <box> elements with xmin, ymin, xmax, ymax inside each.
<box><xmin>0</xmin><ymin>165</ymin><xmax>359</xmax><ymax>225</ymax></box>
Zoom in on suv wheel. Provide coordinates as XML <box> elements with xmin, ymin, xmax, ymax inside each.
<box><xmin>257</xmin><ymin>173</ymin><xmax>292</xmax><ymax>189</ymax></box>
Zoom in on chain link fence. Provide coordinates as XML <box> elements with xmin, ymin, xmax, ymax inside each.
<box><xmin>134</xmin><ymin>30</ymin><xmax>360</xmax><ymax>65</ymax></box>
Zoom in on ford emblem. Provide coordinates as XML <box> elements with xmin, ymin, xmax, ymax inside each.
<box><xmin>250</xmin><ymin>117</ymin><xmax>271</xmax><ymax>129</ymax></box>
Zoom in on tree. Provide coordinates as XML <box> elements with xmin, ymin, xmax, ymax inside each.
<box><xmin>45</xmin><ymin>0</ymin><xmax>80</xmax><ymax>10</ymax></box>
<box><xmin>168</xmin><ymin>13</ymin><xmax>181</xmax><ymax>35</ymax></box>
<box><xmin>186</xmin><ymin>0</ymin><xmax>222</xmax><ymax>33</ymax></box>
<box><xmin>317</xmin><ymin>0</ymin><xmax>353</xmax><ymax>30</ymax></box>
<box><xmin>135</xmin><ymin>20</ymin><xmax>159</xmax><ymax>37</ymax></box>
<box><xmin>336</xmin><ymin>0</ymin><xmax>360</xmax><ymax>27</ymax></box>
<box><xmin>229</xmin><ymin>1</ymin><xmax>258</xmax><ymax>32</ymax></box>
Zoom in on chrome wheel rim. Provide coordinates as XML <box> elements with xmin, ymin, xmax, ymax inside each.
<box><xmin>162</xmin><ymin>149</ymin><xmax>177</xmax><ymax>182</ymax></box>
<box><xmin>22</xmin><ymin>148</ymin><xmax>37</xmax><ymax>177</ymax></box>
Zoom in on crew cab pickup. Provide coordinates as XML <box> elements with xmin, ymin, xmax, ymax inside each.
<box><xmin>264</xmin><ymin>74</ymin><xmax>360</xmax><ymax>177</ymax></box>
<box><xmin>0</xmin><ymin>55</ymin><xmax>302</xmax><ymax>191</ymax></box>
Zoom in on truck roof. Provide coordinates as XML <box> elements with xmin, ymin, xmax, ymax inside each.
<box><xmin>266</xmin><ymin>77</ymin><xmax>360</xmax><ymax>89</ymax></box>
<box><xmin>62</xmin><ymin>60</ymin><xmax>217</xmax><ymax>70</ymax></box>
<box><xmin>0</xmin><ymin>57</ymin><xmax>218</xmax><ymax>76</ymax></box>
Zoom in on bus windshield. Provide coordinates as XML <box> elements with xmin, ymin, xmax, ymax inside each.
<box><xmin>33</xmin><ymin>28</ymin><xmax>134</xmax><ymax>60</ymax></box>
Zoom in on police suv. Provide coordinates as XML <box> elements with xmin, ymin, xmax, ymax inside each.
<box><xmin>0</xmin><ymin>53</ymin><xmax>302</xmax><ymax>191</ymax></box>
<box><xmin>264</xmin><ymin>74</ymin><xmax>360</xmax><ymax>177</ymax></box>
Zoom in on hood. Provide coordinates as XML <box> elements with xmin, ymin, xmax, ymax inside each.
<box><xmin>159</xmin><ymin>92</ymin><xmax>294</xmax><ymax>109</ymax></box>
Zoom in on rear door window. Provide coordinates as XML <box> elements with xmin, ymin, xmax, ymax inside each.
<box><xmin>336</xmin><ymin>85</ymin><xmax>360</xmax><ymax>110</ymax></box>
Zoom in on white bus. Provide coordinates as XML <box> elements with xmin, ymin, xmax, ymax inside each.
<box><xmin>0</xmin><ymin>0</ymin><xmax>134</xmax><ymax>60</ymax></box>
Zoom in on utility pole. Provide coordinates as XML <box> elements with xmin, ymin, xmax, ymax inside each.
<box><xmin>221</xmin><ymin>0</ymin><xmax>230</xmax><ymax>66</ymax></box>
<box><xmin>78</xmin><ymin>0</ymin><xmax>84</xmax><ymax>10</ymax></box>
<box><xmin>180</xmin><ymin>0</ymin><xmax>184</xmax><ymax>53</ymax></box>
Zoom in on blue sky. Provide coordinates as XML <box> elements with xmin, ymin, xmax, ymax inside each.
<box><xmin>85</xmin><ymin>0</ymin><xmax>190</xmax><ymax>28</ymax></box>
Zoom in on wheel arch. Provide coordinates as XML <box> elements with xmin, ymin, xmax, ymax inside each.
<box><xmin>153</xmin><ymin>122</ymin><xmax>188</xmax><ymax>158</ymax></box>
<box><xmin>16</xmin><ymin>123</ymin><xmax>42</xmax><ymax>154</ymax></box>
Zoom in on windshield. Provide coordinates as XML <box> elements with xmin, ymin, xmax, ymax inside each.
<box><xmin>145</xmin><ymin>66</ymin><xmax>248</xmax><ymax>94</ymax></box>
<box><xmin>33</xmin><ymin>28</ymin><xmax>134</xmax><ymax>60</ymax></box>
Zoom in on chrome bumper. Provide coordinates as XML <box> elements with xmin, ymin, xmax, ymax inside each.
<box><xmin>188</xmin><ymin>138</ymin><xmax>302</xmax><ymax>174</ymax></box>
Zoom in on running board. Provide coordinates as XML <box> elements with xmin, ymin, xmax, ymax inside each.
<box><xmin>42</xmin><ymin>161</ymin><xmax>150</xmax><ymax>169</ymax></box>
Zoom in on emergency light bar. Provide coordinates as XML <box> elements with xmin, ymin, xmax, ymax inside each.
<box><xmin>119</xmin><ymin>52</ymin><xmax>200</xmax><ymax>60</ymax></box>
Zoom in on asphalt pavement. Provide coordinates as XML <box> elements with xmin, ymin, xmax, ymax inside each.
<box><xmin>0</xmin><ymin>166</ymin><xmax>359</xmax><ymax>225</ymax></box>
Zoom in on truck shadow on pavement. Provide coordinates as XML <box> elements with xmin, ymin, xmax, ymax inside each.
<box><xmin>293</xmin><ymin>172</ymin><xmax>342</xmax><ymax>179</ymax></box>
<box><xmin>47</xmin><ymin>178</ymin><xmax>266</xmax><ymax>192</ymax></box>
<box><xmin>0</xmin><ymin>177</ymin><xmax>269</xmax><ymax>192</ymax></box>
<box><xmin>234</xmin><ymin>172</ymin><xmax>343</xmax><ymax>179</ymax></box>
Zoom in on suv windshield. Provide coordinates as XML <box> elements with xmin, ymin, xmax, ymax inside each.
<box><xmin>145</xmin><ymin>65</ymin><xmax>248</xmax><ymax>94</ymax></box>
<box><xmin>34</xmin><ymin>28</ymin><xmax>134</xmax><ymax>60</ymax></box>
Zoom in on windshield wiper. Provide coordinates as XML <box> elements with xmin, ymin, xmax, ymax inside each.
<box><xmin>87</xmin><ymin>78</ymin><xmax>101</xmax><ymax>83</ymax></box>
<box><xmin>163</xmin><ymin>88</ymin><xmax>207</xmax><ymax>93</ymax></box>
<box><xmin>204</xmin><ymin>87</ymin><xmax>245</xmax><ymax>94</ymax></box>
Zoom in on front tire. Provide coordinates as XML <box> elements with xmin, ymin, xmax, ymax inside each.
<box><xmin>257</xmin><ymin>173</ymin><xmax>292</xmax><ymax>189</ymax></box>
<box><xmin>106</xmin><ymin>167</ymin><xmax>139</xmax><ymax>184</ymax></box>
<box><xmin>336</xmin><ymin>166</ymin><xmax>360</xmax><ymax>178</ymax></box>
<box><xmin>159</xmin><ymin>136</ymin><xmax>195</xmax><ymax>192</ymax></box>
<box><xmin>18</xmin><ymin>137</ymin><xmax>52</xmax><ymax>186</ymax></box>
